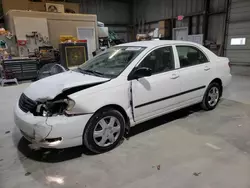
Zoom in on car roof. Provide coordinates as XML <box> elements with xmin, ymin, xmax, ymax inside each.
<box><xmin>118</xmin><ymin>40</ymin><xmax>199</xmax><ymax>48</ymax></box>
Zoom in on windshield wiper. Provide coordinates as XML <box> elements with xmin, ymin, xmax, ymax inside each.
<box><xmin>78</xmin><ymin>68</ymin><xmax>105</xmax><ymax>77</ymax></box>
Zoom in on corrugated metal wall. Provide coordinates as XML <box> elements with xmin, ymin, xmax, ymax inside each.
<box><xmin>225</xmin><ymin>0</ymin><xmax>250</xmax><ymax>66</ymax></box>
<box><xmin>133</xmin><ymin>0</ymin><xmax>204</xmax><ymax>24</ymax></box>
<box><xmin>173</xmin><ymin>0</ymin><xmax>204</xmax><ymax>16</ymax></box>
<box><xmin>208</xmin><ymin>0</ymin><xmax>227</xmax><ymax>45</ymax></box>
<box><xmin>80</xmin><ymin>0</ymin><xmax>132</xmax><ymax>42</ymax></box>
<box><xmin>133</xmin><ymin>0</ymin><xmax>205</xmax><ymax>36</ymax></box>
<box><xmin>108</xmin><ymin>26</ymin><xmax>130</xmax><ymax>42</ymax></box>
<box><xmin>133</xmin><ymin>0</ymin><xmax>227</xmax><ymax>54</ymax></box>
<box><xmin>81</xmin><ymin>0</ymin><xmax>132</xmax><ymax>25</ymax></box>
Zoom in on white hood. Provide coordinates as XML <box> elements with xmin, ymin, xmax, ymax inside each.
<box><xmin>24</xmin><ymin>71</ymin><xmax>110</xmax><ymax>101</ymax></box>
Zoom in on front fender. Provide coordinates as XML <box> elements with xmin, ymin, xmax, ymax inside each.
<box><xmin>70</xmin><ymin>82</ymin><xmax>132</xmax><ymax>118</ymax></box>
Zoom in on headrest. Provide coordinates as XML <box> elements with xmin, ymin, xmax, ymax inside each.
<box><xmin>187</xmin><ymin>52</ymin><xmax>198</xmax><ymax>61</ymax></box>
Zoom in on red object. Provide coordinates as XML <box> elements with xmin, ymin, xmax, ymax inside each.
<box><xmin>77</xmin><ymin>40</ymin><xmax>87</xmax><ymax>43</ymax></box>
<box><xmin>177</xmin><ymin>15</ymin><xmax>184</xmax><ymax>21</ymax></box>
<box><xmin>17</xmin><ymin>40</ymin><xmax>27</xmax><ymax>46</ymax></box>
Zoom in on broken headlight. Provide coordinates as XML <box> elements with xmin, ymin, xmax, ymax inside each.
<box><xmin>35</xmin><ymin>98</ymin><xmax>75</xmax><ymax>117</ymax></box>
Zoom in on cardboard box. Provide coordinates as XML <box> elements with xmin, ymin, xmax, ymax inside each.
<box><xmin>159</xmin><ymin>28</ymin><xmax>165</xmax><ymax>37</ymax></box>
<box><xmin>158</xmin><ymin>20</ymin><xmax>172</xmax><ymax>38</ymax></box>
<box><xmin>28</xmin><ymin>2</ymin><xmax>46</xmax><ymax>12</ymax></box>
<box><xmin>159</xmin><ymin>21</ymin><xmax>166</xmax><ymax>29</ymax></box>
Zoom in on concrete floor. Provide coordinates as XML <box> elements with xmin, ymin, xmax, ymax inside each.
<box><xmin>1</xmin><ymin>76</ymin><xmax>250</xmax><ymax>188</ymax></box>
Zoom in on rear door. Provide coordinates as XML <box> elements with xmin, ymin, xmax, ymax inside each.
<box><xmin>174</xmin><ymin>45</ymin><xmax>212</xmax><ymax>103</ymax></box>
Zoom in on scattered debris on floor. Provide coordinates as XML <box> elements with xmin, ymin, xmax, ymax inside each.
<box><xmin>238</xmin><ymin>124</ymin><xmax>242</xmax><ymax>127</ymax></box>
<box><xmin>5</xmin><ymin>131</ymin><xmax>10</xmax><ymax>134</ymax></box>
<box><xmin>152</xmin><ymin>165</ymin><xmax>161</xmax><ymax>170</ymax></box>
<box><xmin>193</xmin><ymin>172</ymin><xmax>201</xmax><ymax>176</ymax></box>
<box><xmin>25</xmin><ymin>172</ymin><xmax>31</xmax><ymax>176</ymax></box>
<box><xmin>205</xmin><ymin>143</ymin><xmax>221</xmax><ymax>150</ymax></box>
<box><xmin>0</xmin><ymin>159</ymin><xmax>3</xmax><ymax>162</ymax></box>
<box><xmin>157</xmin><ymin>165</ymin><xmax>161</xmax><ymax>170</ymax></box>
<box><xmin>46</xmin><ymin>176</ymin><xmax>65</xmax><ymax>184</ymax></box>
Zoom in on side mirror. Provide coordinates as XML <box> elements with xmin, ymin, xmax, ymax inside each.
<box><xmin>128</xmin><ymin>67</ymin><xmax>152</xmax><ymax>80</ymax></box>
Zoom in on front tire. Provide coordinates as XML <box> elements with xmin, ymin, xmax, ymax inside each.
<box><xmin>83</xmin><ymin>108</ymin><xmax>125</xmax><ymax>154</ymax></box>
<box><xmin>201</xmin><ymin>82</ymin><xmax>222</xmax><ymax>111</ymax></box>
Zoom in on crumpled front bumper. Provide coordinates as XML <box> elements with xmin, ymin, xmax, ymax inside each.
<box><xmin>14</xmin><ymin>104</ymin><xmax>51</xmax><ymax>141</ymax></box>
<box><xmin>14</xmin><ymin>103</ymin><xmax>93</xmax><ymax>148</ymax></box>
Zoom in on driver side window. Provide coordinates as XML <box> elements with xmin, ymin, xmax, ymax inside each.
<box><xmin>138</xmin><ymin>46</ymin><xmax>175</xmax><ymax>75</ymax></box>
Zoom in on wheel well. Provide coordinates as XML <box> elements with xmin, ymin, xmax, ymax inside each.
<box><xmin>97</xmin><ymin>104</ymin><xmax>130</xmax><ymax>130</ymax></box>
<box><xmin>210</xmin><ymin>78</ymin><xmax>223</xmax><ymax>96</ymax></box>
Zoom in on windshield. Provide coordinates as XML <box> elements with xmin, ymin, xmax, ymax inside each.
<box><xmin>77</xmin><ymin>46</ymin><xmax>145</xmax><ymax>78</ymax></box>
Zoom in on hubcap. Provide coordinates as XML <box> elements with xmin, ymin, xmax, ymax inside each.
<box><xmin>208</xmin><ymin>86</ymin><xmax>219</xmax><ymax>107</ymax></box>
<box><xmin>93</xmin><ymin>116</ymin><xmax>121</xmax><ymax>147</ymax></box>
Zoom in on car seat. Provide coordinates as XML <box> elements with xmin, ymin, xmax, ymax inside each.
<box><xmin>187</xmin><ymin>52</ymin><xmax>199</xmax><ymax>66</ymax></box>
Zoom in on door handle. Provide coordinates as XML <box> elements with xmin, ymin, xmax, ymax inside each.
<box><xmin>170</xmin><ymin>74</ymin><xmax>179</xmax><ymax>79</ymax></box>
<box><xmin>204</xmin><ymin>66</ymin><xmax>211</xmax><ymax>71</ymax></box>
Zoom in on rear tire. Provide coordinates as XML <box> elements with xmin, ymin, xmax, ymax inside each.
<box><xmin>83</xmin><ymin>108</ymin><xmax>125</xmax><ymax>154</ymax></box>
<box><xmin>201</xmin><ymin>82</ymin><xmax>222</xmax><ymax>111</ymax></box>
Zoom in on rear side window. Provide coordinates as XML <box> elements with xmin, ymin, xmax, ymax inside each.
<box><xmin>176</xmin><ymin>46</ymin><xmax>208</xmax><ymax>68</ymax></box>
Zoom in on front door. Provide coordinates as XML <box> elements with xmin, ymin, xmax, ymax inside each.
<box><xmin>132</xmin><ymin>46</ymin><xmax>181</xmax><ymax>122</ymax></box>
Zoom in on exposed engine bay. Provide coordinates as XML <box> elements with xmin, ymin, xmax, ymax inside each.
<box><xmin>34</xmin><ymin>98</ymin><xmax>75</xmax><ymax>117</ymax></box>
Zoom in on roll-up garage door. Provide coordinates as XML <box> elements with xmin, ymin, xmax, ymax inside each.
<box><xmin>225</xmin><ymin>0</ymin><xmax>250</xmax><ymax>68</ymax></box>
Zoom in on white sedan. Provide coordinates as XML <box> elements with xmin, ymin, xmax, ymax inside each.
<box><xmin>14</xmin><ymin>41</ymin><xmax>231</xmax><ymax>153</ymax></box>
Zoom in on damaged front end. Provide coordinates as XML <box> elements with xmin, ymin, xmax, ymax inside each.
<box><xmin>15</xmin><ymin>72</ymin><xmax>110</xmax><ymax>148</ymax></box>
<box><xmin>20</xmin><ymin>94</ymin><xmax>81</xmax><ymax>119</ymax></box>
<box><xmin>35</xmin><ymin>98</ymin><xmax>75</xmax><ymax>117</ymax></box>
<box><xmin>19</xmin><ymin>93</ymin><xmax>75</xmax><ymax>117</ymax></box>
<box><xmin>19</xmin><ymin>82</ymin><xmax>106</xmax><ymax>117</ymax></box>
